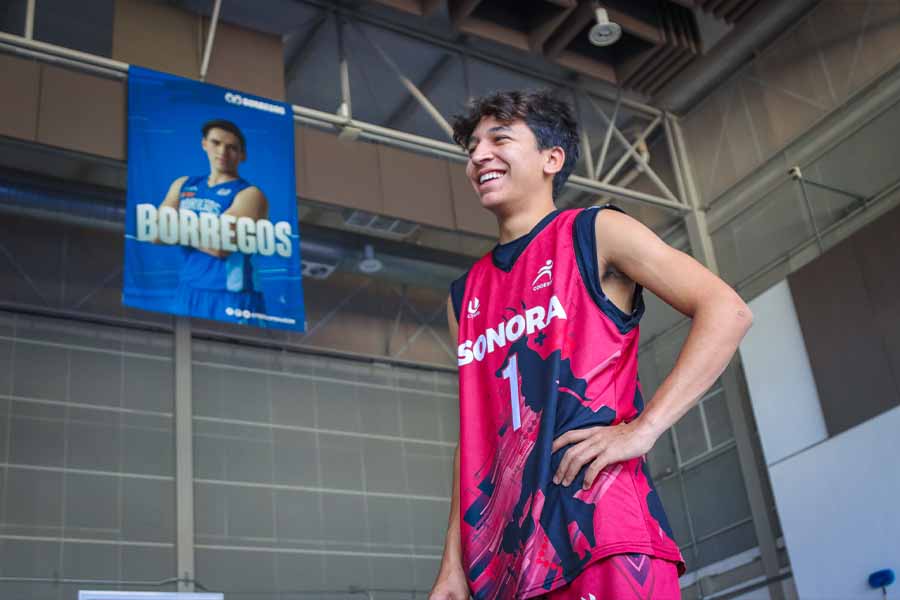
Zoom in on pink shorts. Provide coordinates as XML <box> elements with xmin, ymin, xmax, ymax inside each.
<box><xmin>541</xmin><ymin>554</ymin><xmax>681</xmax><ymax>600</ymax></box>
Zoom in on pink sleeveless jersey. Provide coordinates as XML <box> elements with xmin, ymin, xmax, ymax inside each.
<box><xmin>456</xmin><ymin>209</ymin><xmax>684</xmax><ymax>599</ymax></box>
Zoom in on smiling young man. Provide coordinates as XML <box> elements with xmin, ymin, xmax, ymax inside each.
<box><xmin>158</xmin><ymin>119</ymin><xmax>269</xmax><ymax>322</ymax></box>
<box><xmin>429</xmin><ymin>91</ymin><xmax>753</xmax><ymax>599</ymax></box>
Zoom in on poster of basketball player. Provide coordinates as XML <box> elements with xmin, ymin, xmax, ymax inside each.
<box><xmin>123</xmin><ymin>66</ymin><xmax>305</xmax><ymax>331</ymax></box>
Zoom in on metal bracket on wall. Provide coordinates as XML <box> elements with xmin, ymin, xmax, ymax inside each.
<box><xmin>789</xmin><ymin>165</ymin><xmax>868</xmax><ymax>255</ymax></box>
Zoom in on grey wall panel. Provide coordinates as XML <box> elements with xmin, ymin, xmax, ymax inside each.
<box><xmin>851</xmin><ymin>206</ymin><xmax>900</xmax><ymax>399</ymax></box>
<box><xmin>112</xmin><ymin>0</ymin><xmax>202</xmax><ymax>79</ymax></box>
<box><xmin>449</xmin><ymin>162</ymin><xmax>496</xmax><ymax>238</ymax></box>
<box><xmin>789</xmin><ymin>207</ymin><xmax>900</xmax><ymax>436</ymax></box>
<box><xmin>203</xmin><ymin>19</ymin><xmax>286</xmax><ymax>101</ymax></box>
<box><xmin>37</xmin><ymin>64</ymin><xmax>126</xmax><ymax>160</ymax></box>
<box><xmin>379</xmin><ymin>144</ymin><xmax>456</xmax><ymax>230</ymax></box>
<box><xmin>298</xmin><ymin>126</ymin><xmax>385</xmax><ymax>214</ymax></box>
<box><xmin>0</xmin><ymin>54</ymin><xmax>40</xmax><ymax>142</ymax></box>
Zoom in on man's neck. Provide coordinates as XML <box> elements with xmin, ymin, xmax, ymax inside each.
<box><xmin>496</xmin><ymin>199</ymin><xmax>557</xmax><ymax>244</ymax></box>
<box><xmin>207</xmin><ymin>171</ymin><xmax>238</xmax><ymax>186</ymax></box>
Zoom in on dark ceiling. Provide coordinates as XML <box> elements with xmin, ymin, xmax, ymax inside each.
<box><xmin>369</xmin><ymin>0</ymin><xmax>759</xmax><ymax>95</ymax></box>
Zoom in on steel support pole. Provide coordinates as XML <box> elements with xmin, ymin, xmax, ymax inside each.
<box><xmin>174</xmin><ymin>317</ymin><xmax>195</xmax><ymax>592</ymax></box>
<box><xmin>595</xmin><ymin>92</ymin><xmax>620</xmax><ymax>177</ymax></box>
<box><xmin>24</xmin><ymin>0</ymin><xmax>35</xmax><ymax>40</ymax></box>
<box><xmin>593</xmin><ymin>106</ymin><xmax>679</xmax><ymax>205</ymax></box>
<box><xmin>572</xmin><ymin>92</ymin><xmax>595</xmax><ymax>180</ymax></box>
<box><xmin>669</xmin><ymin>116</ymin><xmax>784</xmax><ymax>600</ymax></box>
<box><xmin>199</xmin><ymin>0</ymin><xmax>222</xmax><ymax>81</ymax></box>
<box><xmin>670</xmin><ymin>115</ymin><xmax>718</xmax><ymax>272</ymax></box>
<box><xmin>663</xmin><ymin>112</ymin><xmax>687</xmax><ymax>205</ymax></box>
<box><xmin>284</xmin><ymin>12</ymin><xmax>330</xmax><ymax>87</ymax></box>
<box><xmin>386</xmin><ymin>53</ymin><xmax>454</xmax><ymax>129</ymax></box>
<box><xmin>352</xmin><ymin>22</ymin><xmax>454</xmax><ymax>140</ymax></box>
<box><xmin>336</xmin><ymin>14</ymin><xmax>352</xmax><ymax>120</ymax></box>
<box><xmin>720</xmin><ymin>365</ymin><xmax>785</xmax><ymax>600</ymax></box>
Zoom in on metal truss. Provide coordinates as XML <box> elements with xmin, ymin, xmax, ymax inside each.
<box><xmin>0</xmin><ymin>26</ymin><xmax>694</xmax><ymax>213</ymax></box>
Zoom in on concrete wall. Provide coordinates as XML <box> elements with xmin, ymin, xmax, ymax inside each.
<box><xmin>742</xmin><ymin>279</ymin><xmax>900</xmax><ymax>600</ymax></box>
<box><xmin>770</xmin><ymin>407</ymin><xmax>900</xmax><ymax>599</ymax></box>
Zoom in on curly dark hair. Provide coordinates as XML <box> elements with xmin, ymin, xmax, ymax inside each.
<box><xmin>451</xmin><ymin>90</ymin><xmax>580</xmax><ymax>199</ymax></box>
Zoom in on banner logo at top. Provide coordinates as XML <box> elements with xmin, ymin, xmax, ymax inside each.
<box><xmin>123</xmin><ymin>66</ymin><xmax>305</xmax><ymax>331</ymax></box>
<box><xmin>223</xmin><ymin>91</ymin><xmax>286</xmax><ymax>115</ymax></box>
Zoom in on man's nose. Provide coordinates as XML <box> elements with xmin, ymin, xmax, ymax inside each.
<box><xmin>470</xmin><ymin>145</ymin><xmax>493</xmax><ymax>165</ymax></box>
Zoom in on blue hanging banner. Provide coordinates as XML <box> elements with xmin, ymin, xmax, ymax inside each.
<box><xmin>123</xmin><ymin>66</ymin><xmax>305</xmax><ymax>331</ymax></box>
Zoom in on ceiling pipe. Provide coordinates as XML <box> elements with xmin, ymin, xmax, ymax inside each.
<box><xmin>654</xmin><ymin>0</ymin><xmax>820</xmax><ymax>114</ymax></box>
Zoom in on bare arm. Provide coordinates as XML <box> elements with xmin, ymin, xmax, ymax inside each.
<box><xmin>153</xmin><ymin>176</ymin><xmax>188</xmax><ymax>244</ymax></box>
<box><xmin>553</xmin><ymin>209</ymin><xmax>753</xmax><ymax>488</ymax></box>
<box><xmin>161</xmin><ymin>176</ymin><xmax>188</xmax><ymax>210</ymax></box>
<box><xmin>197</xmin><ymin>185</ymin><xmax>269</xmax><ymax>259</ymax></box>
<box><xmin>430</xmin><ymin>297</ymin><xmax>469</xmax><ymax>599</ymax></box>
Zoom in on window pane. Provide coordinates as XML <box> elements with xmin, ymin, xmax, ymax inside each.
<box><xmin>695</xmin><ymin>520</ymin><xmax>758</xmax><ymax>570</ymax></box>
<box><xmin>0</xmin><ymin>313</ymin><xmax>175</xmax><ymax>598</ymax></box>
<box><xmin>674</xmin><ymin>405</ymin><xmax>708</xmax><ymax>464</ymax></box>
<box><xmin>655</xmin><ymin>475</ymin><xmax>692</xmax><ymax>546</ymax></box>
<box><xmin>683</xmin><ymin>448</ymin><xmax>752</xmax><ymax>539</ymax></box>
<box><xmin>704</xmin><ymin>391</ymin><xmax>735</xmax><ymax>447</ymax></box>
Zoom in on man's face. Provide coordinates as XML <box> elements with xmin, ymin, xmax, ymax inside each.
<box><xmin>202</xmin><ymin>127</ymin><xmax>244</xmax><ymax>175</ymax></box>
<box><xmin>465</xmin><ymin>116</ymin><xmax>551</xmax><ymax>211</ymax></box>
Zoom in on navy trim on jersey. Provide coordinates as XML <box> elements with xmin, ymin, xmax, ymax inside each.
<box><xmin>491</xmin><ymin>210</ymin><xmax>561</xmax><ymax>272</ymax></box>
<box><xmin>450</xmin><ymin>270</ymin><xmax>469</xmax><ymax>324</ymax></box>
<box><xmin>573</xmin><ymin>205</ymin><xmax>645</xmax><ymax>334</ymax></box>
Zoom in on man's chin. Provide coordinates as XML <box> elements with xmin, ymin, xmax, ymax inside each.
<box><xmin>478</xmin><ymin>192</ymin><xmax>508</xmax><ymax>211</ymax></box>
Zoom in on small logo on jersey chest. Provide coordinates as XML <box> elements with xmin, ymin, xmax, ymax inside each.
<box><xmin>532</xmin><ymin>259</ymin><xmax>553</xmax><ymax>291</ymax></box>
<box><xmin>216</xmin><ymin>188</ymin><xmax>232</xmax><ymax>196</ymax></box>
<box><xmin>467</xmin><ymin>298</ymin><xmax>481</xmax><ymax>319</ymax></box>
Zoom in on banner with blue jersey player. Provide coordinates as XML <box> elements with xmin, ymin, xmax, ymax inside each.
<box><xmin>123</xmin><ymin>66</ymin><xmax>305</xmax><ymax>331</ymax></box>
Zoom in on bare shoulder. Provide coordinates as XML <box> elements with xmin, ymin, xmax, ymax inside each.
<box><xmin>233</xmin><ymin>185</ymin><xmax>269</xmax><ymax>219</ymax></box>
<box><xmin>593</xmin><ymin>206</ymin><xmax>665</xmax><ymax>264</ymax></box>
<box><xmin>170</xmin><ymin>175</ymin><xmax>189</xmax><ymax>192</ymax></box>
<box><xmin>236</xmin><ymin>185</ymin><xmax>267</xmax><ymax>203</ymax></box>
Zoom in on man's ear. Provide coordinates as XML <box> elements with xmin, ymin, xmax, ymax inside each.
<box><xmin>543</xmin><ymin>146</ymin><xmax>565</xmax><ymax>176</ymax></box>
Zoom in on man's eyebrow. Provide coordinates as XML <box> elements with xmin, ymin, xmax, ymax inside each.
<box><xmin>466</xmin><ymin>125</ymin><xmax>513</xmax><ymax>149</ymax></box>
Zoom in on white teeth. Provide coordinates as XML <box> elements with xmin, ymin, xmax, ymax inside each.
<box><xmin>479</xmin><ymin>172</ymin><xmax>504</xmax><ymax>184</ymax></box>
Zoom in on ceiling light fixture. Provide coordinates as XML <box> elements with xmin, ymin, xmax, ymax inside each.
<box><xmin>358</xmin><ymin>243</ymin><xmax>383</xmax><ymax>274</ymax></box>
<box><xmin>589</xmin><ymin>6</ymin><xmax>622</xmax><ymax>47</ymax></box>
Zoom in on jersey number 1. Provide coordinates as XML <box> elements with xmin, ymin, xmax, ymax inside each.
<box><xmin>501</xmin><ymin>354</ymin><xmax>522</xmax><ymax>431</ymax></box>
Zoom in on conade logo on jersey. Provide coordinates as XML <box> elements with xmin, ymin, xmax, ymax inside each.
<box><xmin>458</xmin><ymin>295</ymin><xmax>567</xmax><ymax>366</ymax></box>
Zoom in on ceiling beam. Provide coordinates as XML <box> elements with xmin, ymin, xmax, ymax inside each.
<box><xmin>544</xmin><ymin>1</ymin><xmax>594</xmax><ymax>59</ymax></box>
<box><xmin>386</xmin><ymin>53</ymin><xmax>455</xmax><ymax>128</ymax></box>
<box><xmin>448</xmin><ymin>0</ymin><xmax>483</xmax><ymax>26</ymax></box>
<box><xmin>284</xmin><ymin>10</ymin><xmax>330</xmax><ymax>86</ymax></box>
<box><xmin>529</xmin><ymin>0</ymin><xmax>577</xmax><ymax>53</ymax></box>
<box><xmin>421</xmin><ymin>0</ymin><xmax>444</xmax><ymax>15</ymax></box>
